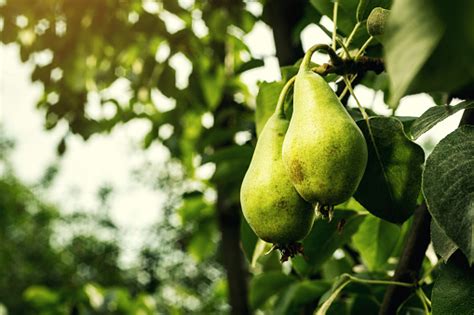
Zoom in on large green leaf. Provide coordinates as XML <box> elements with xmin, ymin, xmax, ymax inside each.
<box><xmin>352</xmin><ymin>215</ymin><xmax>401</xmax><ymax>270</ymax></box>
<box><xmin>431</xmin><ymin>254</ymin><xmax>474</xmax><ymax>315</ymax></box>
<box><xmin>293</xmin><ymin>211</ymin><xmax>366</xmax><ymax>276</ymax></box>
<box><xmin>410</xmin><ymin>101</ymin><xmax>474</xmax><ymax>139</ymax></box>
<box><xmin>385</xmin><ymin>0</ymin><xmax>474</xmax><ymax>107</ymax></box>
<box><xmin>431</xmin><ymin>219</ymin><xmax>458</xmax><ymax>263</ymax></box>
<box><xmin>384</xmin><ymin>0</ymin><xmax>443</xmax><ymax>107</ymax></box>
<box><xmin>355</xmin><ymin>117</ymin><xmax>425</xmax><ymax>223</ymax></box>
<box><xmin>275</xmin><ymin>280</ymin><xmax>331</xmax><ymax>315</ymax></box>
<box><xmin>249</xmin><ymin>271</ymin><xmax>297</xmax><ymax>310</ymax></box>
<box><xmin>423</xmin><ymin>126</ymin><xmax>474</xmax><ymax>263</ymax></box>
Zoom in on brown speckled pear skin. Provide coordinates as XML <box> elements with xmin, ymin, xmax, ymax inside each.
<box><xmin>282</xmin><ymin>69</ymin><xmax>368</xmax><ymax>206</ymax></box>
<box><xmin>240</xmin><ymin>113</ymin><xmax>315</xmax><ymax>245</ymax></box>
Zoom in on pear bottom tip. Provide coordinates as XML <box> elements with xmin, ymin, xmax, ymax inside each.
<box><xmin>273</xmin><ymin>242</ymin><xmax>306</xmax><ymax>262</ymax></box>
<box><xmin>314</xmin><ymin>203</ymin><xmax>335</xmax><ymax>221</ymax></box>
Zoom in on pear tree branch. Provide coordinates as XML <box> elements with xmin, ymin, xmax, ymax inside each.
<box><xmin>312</xmin><ymin>55</ymin><xmax>384</xmax><ymax>77</ymax></box>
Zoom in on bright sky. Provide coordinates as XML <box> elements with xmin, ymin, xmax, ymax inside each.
<box><xmin>0</xmin><ymin>14</ymin><xmax>464</xmax><ymax>266</ymax></box>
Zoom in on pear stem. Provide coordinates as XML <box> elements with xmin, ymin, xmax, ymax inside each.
<box><xmin>336</xmin><ymin>38</ymin><xmax>352</xmax><ymax>60</ymax></box>
<box><xmin>300</xmin><ymin>44</ymin><xmax>337</xmax><ymax>71</ymax></box>
<box><xmin>275</xmin><ymin>76</ymin><xmax>296</xmax><ymax>118</ymax></box>
<box><xmin>344</xmin><ymin>21</ymin><xmax>361</xmax><ymax>52</ymax></box>
<box><xmin>354</xmin><ymin>36</ymin><xmax>374</xmax><ymax>60</ymax></box>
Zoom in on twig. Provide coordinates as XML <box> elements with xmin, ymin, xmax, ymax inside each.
<box><xmin>332</xmin><ymin>1</ymin><xmax>338</xmax><ymax>50</ymax></box>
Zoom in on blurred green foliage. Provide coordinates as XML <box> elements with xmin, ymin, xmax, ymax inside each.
<box><xmin>0</xmin><ymin>133</ymin><xmax>227</xmax><ymax>313</ymax></box>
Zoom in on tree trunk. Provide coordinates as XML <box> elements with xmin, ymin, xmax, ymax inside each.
<box><xmin>263</xmin><ymin>0</ymin><xmax>305</xmax><ymax>66</ymax></box>
<box><xmin>216</xmin><ymin>194</ymin><xmax>250</xmax><ymax>315</ymax></box>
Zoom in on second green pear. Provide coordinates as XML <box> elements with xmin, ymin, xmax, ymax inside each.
<box><xmin>282</xmin><ymin>68</ymin><xmax>368</xmax><ymax>207</ymax></box>
<box><xmin>241</xmin><ymin>113</ymin><xmax>315</xmax><ymax>245</ymax></box>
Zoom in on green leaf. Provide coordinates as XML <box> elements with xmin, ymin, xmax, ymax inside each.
<box><xmin>410</xmin><ymin>101</ymin><xmax>474</xmax><ymax>139</ymax></box>
<box><xmin>385</xmin><ymin>0</ymin><xmax>474</xmax><ymax>107</ymax></box>
<box><xmin>327</xmin><ymin>301</ymin><xmax>351</xmax><ymax>315</ymax></box>
<box><xmin>391</xmin><ymin>217</ymin><xmax>413</xmax><ymax>258</ymax></box>
<box><xmin>431</xmin><ymin>219</ymin><xmax>458</xmax><ymax>263</ymax></box>
<box><xmin>280</xmin><ymin>66</ymin><xmax>299</xmax><ymax>81</ymax></box>
<box><xmin>322</xmin><ymin>256</ymin><xmax>354</xmax><ymax>280</ymax></box>
<box><xmin>157</xmin><ymin>63</ymin><xmax>178</xmax><ymax>98</ymax></box>
<box><xmin>177</xmin><ymin>192</ymin><xmax>213</xmax><ymax>222</ymax></box>
<box><xmin>396</xmin><ymin>292</ymin><xmax>426</xmax><ymax>315</ymax></box>
<box><xmin>310</xmin><ymin>0</ymin><xmax>359</xmax><ymax>35</ymax></box>
<box><xmin>384</xmin><ymin>0</ymin><xmax>443</xmax><ymax>107</ymax></box>
<box><xmin>355</xmin><ymin>117</ymin><xmax>425</xmax><ymax>223</ymax></box>
<box><xmin>255</xmin><ymin>81</ymin><xmax>284</xmax><ymax>136</ymax></box>
<box><xmin>356</xmin><ymin>0</ymin><xmax>391</xmax><ymax>22</ymax></box>
<box><xmin>397</xmin><ymin>307</ymin><xmax>425</xmax><ymax>315</ymax></box>
<box><xmin>293</xmin><ymin>211</ymin><xmax>366</xmax><ymax>276</ymax></box>
<box><xmin>432</xmin><ymin>254</ymin><xmax>474</xmax><ymax>315</ymax></box>
<box><xmin>275</xmin><ymin>280</ymin><xmax>331</xmax><ymax>315</ymax></box>
<box><xmin>423</xmin><ymin>126</ymin><xmax>474</xmax><ymax>263</ymax></box>
<box><xmin>199</xmin><ymin>65</ymin><xmax>225</xmax><ymax>109</ymax></box>
<box><xmin>202</xmin><ymin>144</ymin><xmax>253</xmax><ymax>164</ymax></box>
<box><xmin>187</xmin><ymin>218</ymin><xmax>217</xmax><ymax>261</ymax></box>
<box><xmin>23</xmin><ymin>286</ymin><xmax>60</xmax><ymax>307</ymax></box>
<box><xmin>350</xmin><ymin>295</ymin><xmax>379</xmax><ymax>315</ymax></box>
<box><xmin>352</xmin><ymin>215</ymin><xmax>401</xmax><ymax>270</ymax></box>
<box><xmin>249</xmin><ymin>271</ymin><xmax>297</xmax><ymax>310</ymax></box>
<box><xmin>236</xmin><ymin>59</ymin><xmax>264</xmax><ymax>74</ymax></box>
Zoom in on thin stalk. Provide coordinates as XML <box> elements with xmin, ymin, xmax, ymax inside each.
<box><xmin>342</xmin><ymin>76</ymin><xmax>369</xmax><ymax>120</ymax></box>
<box><xmin>347</xmin><ymin>274</ymin><xmax>414</xmax><ymax>288</ymax></box>
<box><xmin>314</xmin><ymin>274</ymin><xmax>414</xmax><ymax>315</ymax></box>
<box><xmin>315</xmin><ymin>276</ymin><xmax>351</xmax><ymax>315</ymax></box>
<box><xmin>343</xmin><ymin>75</ymin><xmax>395</xmax><ymax>220</ymax></box>
<box><xmin>416</xmin><ymin>289</ymin><xmax>431</xmax><ymax>315</ymax></box>
<box><xmin>355</xmin><ymin>36</ymin><xmax>374</xmax><ymax>60</ymax></box>
<box><xmin>418</xmin><ymin>260</ymin><xmax>442</xmax><ymax>285</ymax></box>
<box><xmin>332</xmin><ymin>1</ymin><xmax>339</xmax><ymax>50</ymax></box>
<box><xmin>336</xmin><ymin>37</ymin><xmax>352</xmax><ymax>60</ymax></box>
<box><xmin>275</xmin><ymin>76</ymin><xmax>296</xmax><ymax>118</ymax></box>
<box><xmin>344</xmin><ymin>21</ymin><xmax>361</xmax><ymax>52</ymax></box>
<box><xmin>338</xmin><ymin>74</ymin><xmax>357</xmax><ymax>100</ymax></box>
<box><xmin>418</xmin><ymin>288</ymin><xmax>432</xmax><ymax>307</ymax></box>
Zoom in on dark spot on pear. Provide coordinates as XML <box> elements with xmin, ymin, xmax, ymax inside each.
<box><xmin>289</xmin><ymin>159</ymin><xmax>304</xmax><ymax>183</ymax></box>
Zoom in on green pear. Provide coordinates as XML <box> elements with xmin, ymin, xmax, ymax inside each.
<box><xmin>240</xmin><ymin>113</ymin><xmax>315</xmax><ymax>245</ymax></box>
<box><xmin>282</xmin><ymin>68</ymin><xmax>368</xmax><ymax>208</ymax></box>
